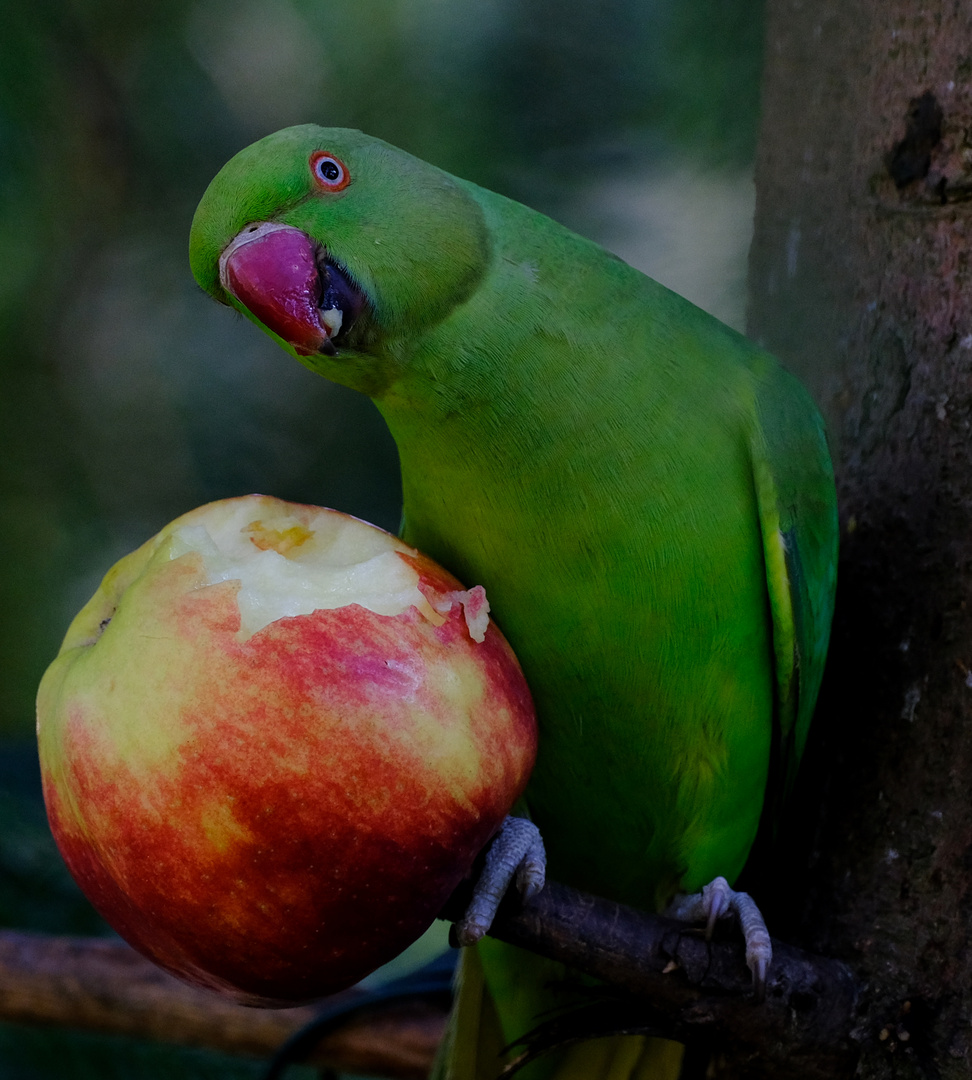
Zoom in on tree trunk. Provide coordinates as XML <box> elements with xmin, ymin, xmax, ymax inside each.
<box><xmin>749</xmin><ymin>1</ymin><xmax>972</xmax><ymax>1076</ymax></box>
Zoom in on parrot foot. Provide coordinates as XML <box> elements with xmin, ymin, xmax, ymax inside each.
<box><xmin>666</xmin><ymin>876</ymin><xmax>772</xmax><ymax>999</ymax></box>
<box><xmin>454</xmin><ymin>816</ymin><xmax>546</xmax><ymax>946</ymax></box>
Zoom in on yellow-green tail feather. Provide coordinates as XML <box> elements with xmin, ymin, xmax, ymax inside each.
<box><xmin>434</xmin><ymin>941</ymin><xmax>684</xmax><ymax>1080</ymax></box>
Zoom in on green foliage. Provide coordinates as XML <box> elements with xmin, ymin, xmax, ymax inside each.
<box><xmin>656</xmin><ymin>0</ymin><xmax>766</xmax><ymax>167</ymax></box>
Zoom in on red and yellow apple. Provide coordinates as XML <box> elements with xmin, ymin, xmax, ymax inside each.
<box><xmin>36</xmin><ymin>495</ymin><xmax>536</xmax><ymax>1005</ymax></box>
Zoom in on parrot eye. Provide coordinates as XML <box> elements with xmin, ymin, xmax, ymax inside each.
<box><xmin>310</xmin><ymin>152</ymin><xmax>350</xmax><ymax>191</ymax></box>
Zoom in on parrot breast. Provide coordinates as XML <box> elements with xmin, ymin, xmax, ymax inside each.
<box><xmin>219</xmin><ymin>222</ymin><xmax>364</xmax><ymax>356</ymax></box>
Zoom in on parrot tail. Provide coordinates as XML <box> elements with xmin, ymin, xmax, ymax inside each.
<box><xmin>432</xmin><ymin>941</ymin><xmax>686</xmax><ymax>1080</ymax></box>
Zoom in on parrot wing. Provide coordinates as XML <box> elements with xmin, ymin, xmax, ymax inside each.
<box><xmin>749</xmin><ymin>358</ymin><xmax>838</xmax><ymax>815</ymax></box>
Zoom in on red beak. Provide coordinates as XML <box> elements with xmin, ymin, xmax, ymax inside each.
<box><xmin>219</xmin><ymin>223</ymin><xmax>334</xmax><ymax>356</ymax></box>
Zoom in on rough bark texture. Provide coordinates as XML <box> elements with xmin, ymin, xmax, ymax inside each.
<box><xmin>749</xmin><ymin>2</ymin><xmax>972</xmax><ymax>1077</ymax></box>
<box><xmin>3</xmin><ymin>883</ymin><xmax>857</xmax><ymax>1079</ymax></box>
<box><xmin>444</xmin><ymin>880</ymin><xmax>858</xmax><ymax>1079</ymax></box>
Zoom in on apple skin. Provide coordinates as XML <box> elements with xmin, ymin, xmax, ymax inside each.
<box><xmin>36</xmin><ymin>496</ymin><xmax>536</xmax><ymax>1006</ymax></box>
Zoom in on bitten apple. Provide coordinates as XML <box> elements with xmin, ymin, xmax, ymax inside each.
<box><xmin>36</xmin><ymin>495</ymin><xmax>536</xmax><ymax>1005</ymax></box>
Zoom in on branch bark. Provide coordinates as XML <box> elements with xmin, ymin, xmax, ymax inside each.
<box><xmin>0</xmin><ymin>928</ymin><xmax>444</xmax><ymax>1079</ymax></box>
<box><xmin>443</xmin><ymin>880</ymin><xmax>858</xmax><ymax>1079</ymax></box>
<box><xmin>1</xmin><ymin>878</ymin><xmax>858</xmax><ymax>1080</ymax></box>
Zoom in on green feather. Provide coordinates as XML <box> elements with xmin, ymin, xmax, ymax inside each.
<box><xmin>191</xmin><ymin>127</ymin><xmax>838</xmax><ymax>1079</ymax></box>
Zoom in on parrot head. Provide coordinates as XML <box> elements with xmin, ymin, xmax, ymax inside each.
<box><xmin>189</xmin><ymin>125</ymin><xmax>490</xmax><ymax>392</ymax></box>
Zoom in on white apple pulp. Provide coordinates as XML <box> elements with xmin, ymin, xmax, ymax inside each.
<box><xmin>164</xmin><ymin>499</ymin><xmax>452</xmax><ymax>639</ymax></box>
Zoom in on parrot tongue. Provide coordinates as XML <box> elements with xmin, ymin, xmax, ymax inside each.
<box><xmin>219</xmin><ymin>222</ymin><xmax>360</xmax><ymax>357</ymax></box>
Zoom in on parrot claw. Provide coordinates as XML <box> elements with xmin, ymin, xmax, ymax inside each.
<box><xmin>454</xmin><ymin>816</ymin><xmax>546</xmax><ymax>947</ymax></box>
<box><xmin>666</xmin><ymin>876</ymin><xmax>773</xmax><ymax>1000</ymax></box>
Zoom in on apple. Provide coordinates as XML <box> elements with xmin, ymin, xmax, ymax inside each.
<box><xmin>36</xmin><ymin>495</ymin><xmax>536</xmax><ymax>1006</ymax></box>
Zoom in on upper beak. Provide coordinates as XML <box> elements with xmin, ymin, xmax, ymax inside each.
<box><xmin>219</xmin><ymin>222</ymin><xmax>337</xmax><ymax>356</ymax></box>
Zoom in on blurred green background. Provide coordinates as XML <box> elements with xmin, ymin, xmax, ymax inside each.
<box><xmin>0</xmin><ymin>0</ymin><xmax>762</xmax><ymax>1074</ymax></box>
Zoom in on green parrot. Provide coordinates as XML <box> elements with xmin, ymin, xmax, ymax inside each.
<box><xmin>189</xmin><ymin>126</ymin><xmax>837</xmax><ymax>1079</ymax></box>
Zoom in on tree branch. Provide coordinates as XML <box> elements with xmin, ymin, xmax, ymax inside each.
<box><xmin>0</xmin><ymin>879</ymin><xmax>860</xmax><ymax>1079</ymax></box>
<box><xmin>0</xmin><ymin>928</ymin><xmax>444</xmax><ymax>1079</ymax></box>
<box><xmin>441</xmin><ymin>879</ymin><xmax>860</xmax><ymax>1079</ymax></box>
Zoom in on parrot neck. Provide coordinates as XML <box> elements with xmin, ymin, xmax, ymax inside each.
<box><xmin>370</xmin><ymin>302</ymin><xmax>632</xmax><ymax>591</ymax></box>
<box><xmin>367</xmin><ymin>181</ymin><xmax>711</xmax><ymax>586</ymax></box>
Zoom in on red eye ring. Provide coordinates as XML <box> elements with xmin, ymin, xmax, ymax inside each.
<box><xmin>309</xmin><ymin>151</ymin><xmax>350</xmax><ymax>191</ymax></box>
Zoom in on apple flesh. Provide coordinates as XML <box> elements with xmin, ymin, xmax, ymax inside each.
<box><xmin>36</xmin><ymin>496</ymin><xmax>536</xmax><ymax>1005</ymax></box>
